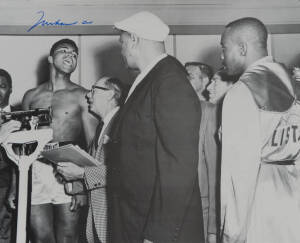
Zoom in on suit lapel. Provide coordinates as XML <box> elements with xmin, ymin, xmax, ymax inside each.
<box><xmin>102</xmin><ymin>112</ymin><xmax>119</xmax><ymax>141</ymax></box>
<box><xmin>88</xmin><ymin>122</ymin><xmax>103</xmax><ymax>157</ymax></box>
<box><xmin>115</xmin><ymin>77</ymin><xmax>148</xmax><ymax>127</ymax></box>
<box><xmin>93</xmin><ymin>112</ymin><xmax>119</xmax><ymax>164</ymax></box>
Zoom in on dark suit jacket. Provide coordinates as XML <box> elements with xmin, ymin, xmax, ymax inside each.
<box><xmin>0</xmin><ymin>105</ymin><xmax>17</xmax><ymax>188</ymax></box>
<box><xmin>0</xmin><ymin>105</ymin><xmax>17</xmax><ymax>241</ymax></box>
<box><xmin>108</xmin><ymin>55</ymin><xmax>204</xmax><ymax>243</ymax></box>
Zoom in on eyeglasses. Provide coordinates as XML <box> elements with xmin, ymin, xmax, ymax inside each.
<box><xmin>90</xmin><ymin>85</ymin><xmax>110</xmax><ymax>95</ymax></box>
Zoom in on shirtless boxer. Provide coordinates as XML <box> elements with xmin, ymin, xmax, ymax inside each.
<box><xmin>22</xmin><ymin>39</ymin><xmax>97</xmax><ymax>243</ymax></box>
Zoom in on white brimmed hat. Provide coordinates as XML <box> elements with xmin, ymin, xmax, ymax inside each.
<box><xmin>114</xmin><ymin>11</ymin><xmax>170</xmax><ymax>42</ymax></box>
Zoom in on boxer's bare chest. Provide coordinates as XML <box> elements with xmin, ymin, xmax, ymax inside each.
<box><xmin>29</xmin><ymin>89</ymin><xmax>81</xmax><ymax>115</ymax></box>
<box><xmin>28</xmin><ymin>89</ymin><xmax>83</xmax><ymax>141</ymax></box>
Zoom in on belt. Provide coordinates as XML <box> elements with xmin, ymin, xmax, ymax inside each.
<box><xmin>262</xmin><ymin>160</ymin><xmax>295</xmax><ymax>165</ymax></box>
<box><xmin>58</xmin><ymin>141</ymin><xmax>78</xmax><ymax>146</ymax></box>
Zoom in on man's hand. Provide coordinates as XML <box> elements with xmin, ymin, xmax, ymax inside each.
<box><xmin>7</xmin><ymin>190</ymin><xmax>16</xmax><ymax>210</ymax></box>
<box><xmin>56</xmin><ymin>162</ymin><xmax>84</xmax><ymax>181</ymax></box>
<box><xmin>70</xmin><ymin>195</ymin><xmax>87</xmax><ymax>211</ymax></box>
<box><xmin>0</xmin><ymin>120</ymin><xmax>21</xmax><ymax>144</ymax></box>
<box><xmin>7</xmin><ymin>167</ymin><xmax>17</xmax><ymax>210</ymax></box>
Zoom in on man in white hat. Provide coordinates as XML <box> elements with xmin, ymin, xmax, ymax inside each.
<box><xmin>109</xmin><ymin>11</ymin><xmax>204</xmax><ymax>243</ymax></box>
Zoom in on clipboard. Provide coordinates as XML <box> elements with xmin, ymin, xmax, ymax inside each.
<box><xmin>41</xmin><ymin>144</ymin><xmax>98</xmax><ymax>167</ymax></box>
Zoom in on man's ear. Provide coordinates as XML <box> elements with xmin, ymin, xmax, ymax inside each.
<box><xmin>239</xmin><ymin>42</ymin><xmax>247</xmax><ymax>56</ymax></box>
<box><xmin>107</xmin><ymin>90</ymin><xmax>116</xmax><ymax>102</ymax></box>
<box><xmin>129</xmin><ymin>33</ymin><xmax>139</xmax><ymax>48</ymax></box>
<box><xmin>48</xmin><ymin>56</ymin><xmax>53</xmax><ymax>64</ymax></box>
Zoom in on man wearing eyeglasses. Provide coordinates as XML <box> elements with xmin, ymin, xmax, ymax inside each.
<box><xmin>17</xmin><ymin>38</ymin><xmax>98</xmax><ymax>243</ymax></box>
<box><xmin>56</xmin><ymin>76</ymin><xmax>126</xmax><ymax>243</ymax></box>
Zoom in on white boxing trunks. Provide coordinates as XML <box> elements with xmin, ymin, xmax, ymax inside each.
<box><xmin>31</xmin><ymin>160</ymin><xmax>71</xmax><ymax>205</ymax></box>
<box><xmin>31</xmin><ymin>141</ymin><xmax>73</xmax><ymax>205</ymax></box>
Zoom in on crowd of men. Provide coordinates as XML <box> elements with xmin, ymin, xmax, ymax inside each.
<box><xmin>0</xmin><ymin>10</ymin><xmax>300</xmax><ymax>243</ymax></box>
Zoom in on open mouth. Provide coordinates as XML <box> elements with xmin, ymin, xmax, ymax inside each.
<box><xmin>63</xmin><ymin>58</ymin><xmax>73</xmax><ymax>66</ymax></box>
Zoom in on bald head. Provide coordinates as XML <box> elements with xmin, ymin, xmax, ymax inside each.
<box><xmin>225</xmin><ymin>17</ymin><xmax>268</xmax><ymax>51</ymax></box>
<box><xmin>220</xmin><ymin>17</ymin><xmax>268</xmax><ymax>75</ymax></box>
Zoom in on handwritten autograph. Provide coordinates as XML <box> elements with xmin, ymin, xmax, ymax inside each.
<box><xmin>27</xmin><ymin>10</ymin><xmax>93</xmax><ymax>32</ymax></box>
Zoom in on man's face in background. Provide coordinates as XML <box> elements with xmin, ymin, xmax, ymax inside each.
<box><xmin>0</xmin><ymin>76</ymin><xmax>11</xmax><ymax>108</ymax></box>
<box><xmin>186</xmin><ymin>65</ymin><xmax>210</xmax><ymax>100</ymax></box>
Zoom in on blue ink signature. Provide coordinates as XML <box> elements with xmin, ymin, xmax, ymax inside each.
<box><xmin>27</xmin><ymin>10</ymin><xmax>93</xmax><ymax>32</ymax></box>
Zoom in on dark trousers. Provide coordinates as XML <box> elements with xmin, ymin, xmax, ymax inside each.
<box><xmin>0</xmin><ymin>186</ymin><xmax>12</xmax><ymax>243</ymax></box>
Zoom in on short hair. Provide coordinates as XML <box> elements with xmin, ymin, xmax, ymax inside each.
<box><xmin>214</xmin><ymin>68</ymin><xmax>239</xmax><ymax>84</ymax></box>
<box><xmin>50</xmin><ymin>39</ymin><xmax>79</xmax><ymax>56</ymax></box>
<box><xmin>104</xmin><ymin>77</ymin><xmax>127</xmax><ymax>106</ymax></box>
<box><xmin>226</xmin><ymin>17</ymin><xmax>268</xmax><ymax>49</ymax></box>
<box><xmin>184</xmin><ymin>62</ymin><xmax>213</xmax><ymax>80</ymax></box>
<box><xmin>0</xmin><ymin>69</ymin><xmax>12</xmax><ymax>88</ymax></box>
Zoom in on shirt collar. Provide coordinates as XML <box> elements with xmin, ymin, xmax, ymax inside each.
<box><xmin>138</xmin><ymin>53</ymin><xmax>168</xmax><ymax>79</ymax></box>
<box><xmin>102</xmin><ymin>106</ymin><xmax>119</xmax><ymax>126</ymax></box>
<box><xmin>125</xmin><ymin>53</ymin><xmax>168</xmax><ymax>102</ymax></box>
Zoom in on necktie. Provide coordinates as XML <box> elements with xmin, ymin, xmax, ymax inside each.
<box><xmin>95</xmin><ymin>119</ymin><xmax>111</xmax><ymax>164</ymax></box>
<box><xmin>89</xmin><ymin>122</ymin><xmax>102</xmax><ymax>156</ymax></box>
<box><xmin>95</xmin><ymin>132</ymin><xmax>105</xmax><ymax>164</ymax></box>
<box><xmin>94</xmin><ymin>122</ymin><xmax>103</xmax><ymax>149</ymax></box>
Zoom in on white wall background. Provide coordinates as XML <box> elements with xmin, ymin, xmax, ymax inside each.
<box><xmin>1</xmin><ymin>33</ymin><xmax>299</xmax><ymax>106</ymax></box>
<box><xmin>271</xmin><ymin>34</ymin><xmax>300</xmax><ymax>67</ymax></box>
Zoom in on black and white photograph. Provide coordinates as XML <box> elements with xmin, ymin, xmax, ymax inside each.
<box><xmin>0</xmin><ymin>1</ymin><xmax>300</xmax><ymax>243</ymax></box>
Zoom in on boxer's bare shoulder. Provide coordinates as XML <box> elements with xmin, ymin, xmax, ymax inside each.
<box><xmin>23</xmin><ymin>82</ymin><xmax>87</xmax><ymax>109</ymax></box>
<box><xmin>22</xmin><ymin>83</ymin><xmax>53</xmax><ymax>110</ymax></box>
